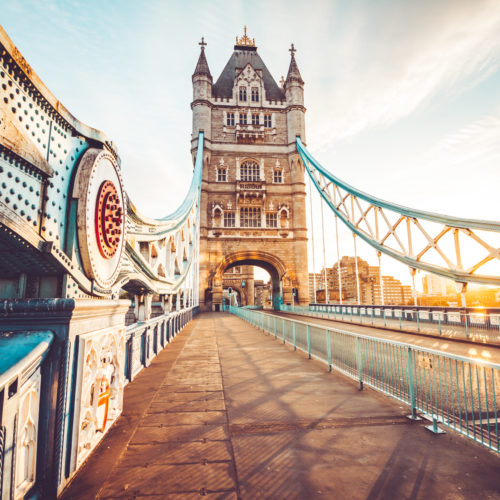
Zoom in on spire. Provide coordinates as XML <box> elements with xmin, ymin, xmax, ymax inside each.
<box><xmin>285</xmin><ymin>43</ymin><xmax>303</xmax><ymax>85</ymax></box>
<box><xmin>193</xmin><ymin>37</ymin><xmax>212</xmax><ymax>80</ymax></box>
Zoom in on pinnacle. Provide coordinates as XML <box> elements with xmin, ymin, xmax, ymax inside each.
<box><xmin>285</xmin><ymin>44</ymin><xmax>303</xmax><ymax>85</ymax></box>
<box><xmin>193</xmin><ymin>39</ymin><xmax>212</xmax><ymax>80</ymax></box>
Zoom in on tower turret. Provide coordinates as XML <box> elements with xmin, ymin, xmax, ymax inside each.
<box><xmin>192</xmin><ymin>37</ymin><xmax>212</xmax><ymax>140</ymax></box>
<box><xmin>285</xmin><ymin>44</ymin><xmax>305</xmax><ymax>144</ymax></box>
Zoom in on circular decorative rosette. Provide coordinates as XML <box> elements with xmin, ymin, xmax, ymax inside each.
<box><xmin>74</xmin><ymin>149</ymin><xmax>126</xmax><ymax>290</ymax></box>
<box><xmin>95</xmin><ymin>180</ymin><xmax>123</xmax><ymax>259</ymax></box>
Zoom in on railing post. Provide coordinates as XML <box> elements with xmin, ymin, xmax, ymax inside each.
<box><xmin>438</xmin><ymin>314</ymin><xmax>442</xmax><ymax>336</ymax></box>
<box><xmin>357</xmin><ymin>337</ymin><xmax>363</xmax><ymax>390</ymax></box>
<box><xmin>293</xmin><ymin>321</ymin><xmax>296</xmax><ymax>351</ymax></box>
<box><xmin>282</xmin><ymin>318</ymin><xmax>286</xmax><ymax>344</ymax></box>
<box><xmin>274</xmin><ymin>316</ymin><xmax>277</xmax><ymax>339</ymax></box>
<box><xmin>307</xmin><ymin>325</ymin><xmax>311</xmax><ymax>359</ymax></box>
<box><xmin>406</xmin><ymin>347</ymin><xmax>419</xmax><ymax>420</ymax></box>
<box><xmin>327</xmin><ymin>330</ymin><xmax>332</xmax><ymax>372</ymax></box>
<box><xmin>399</xmin><ymin>312</ymin><xmax>402</xmax><ymax>330</ymax></box>
<box><xmin>417</xmin><ymin>310</ymin><xmax>420</xmax><ymax>332</ymax></box>
<box><xmin>465</xmin><ymin>313</ymin><xmax>469</xmax><ymax>339</ymax></box>
<box><xmin>383</xmin><ymin>309</ymin><xmax>387</xmax><ymax>327</ymax></box>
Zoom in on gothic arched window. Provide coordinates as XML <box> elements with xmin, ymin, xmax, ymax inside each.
<box><xmin>240</xmin><ymin>161</ymin><xmax>260</xmax><ymax>181</ymax></box>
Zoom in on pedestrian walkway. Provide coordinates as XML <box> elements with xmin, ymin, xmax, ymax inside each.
<box><xmin>62</xmin><ymin>313</ymin><xmax>500</xmax><ymax>499</ymax></box>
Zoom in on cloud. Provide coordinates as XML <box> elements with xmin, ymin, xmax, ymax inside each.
<box><xmin>426</xmin><ymin>109</ymin><xmax>500</xmax><ymax>170</ymax></box>
<box><xmin>309</xmin><ymin>0</ymin><xmax>500</xmax><ymax>149</ymax></box>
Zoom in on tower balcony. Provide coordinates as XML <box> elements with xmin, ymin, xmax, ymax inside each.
<box><xmin>235</xmin><ymin>124</ymin><xmax>266</xmax><ymax>143</ymax></box>
<box><xmin>236</xmin><ymin>180</ymin><xmax>266</xmax><ymax>202</ymax></box>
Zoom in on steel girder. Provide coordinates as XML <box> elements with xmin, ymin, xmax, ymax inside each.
<box><xmin>297</xmin><ymin>138</ymin><xmax>500</xmax><ymax>286</ymax></box>
<box><xmin>0</xmin><ymin>25</ymin><xmax>202</xmax><ymax>302</ymax></box>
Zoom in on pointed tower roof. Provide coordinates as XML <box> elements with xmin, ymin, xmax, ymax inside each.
<box><xmin>285</xmin><ymin>44</ymin><xmax>303</xmax><ymax>85</ymax></box>
<box><xmin>193</xmin><ymin>37</ymin><xmax>212</xmax><ymax>81</ymax></box>
<box><xmin>212</xmin><ymin>28</ymin><xmax>285</xmax><ymax>101</ymax></box>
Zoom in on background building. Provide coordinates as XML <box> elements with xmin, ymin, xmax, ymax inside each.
<box><xmin>310</xmin><ymin>256</ymin><xmax>414</xmax><ymax>305</ymax></box>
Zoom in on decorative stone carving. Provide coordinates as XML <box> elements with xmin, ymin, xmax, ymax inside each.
<box><xmin>73</xmin><ymin>326</ymin><xmax>125</xmax><ymax>468</ymax></box>
<box><xmin>15</xmin><ymin>370</ymin><xmax>41</xmax><ymax>500</ymax></box>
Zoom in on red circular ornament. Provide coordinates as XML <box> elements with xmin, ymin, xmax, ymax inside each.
<box><xmin>95</xmin><ymin>180</ymin><xmax>123</xmax><ymax>259</ymax></box>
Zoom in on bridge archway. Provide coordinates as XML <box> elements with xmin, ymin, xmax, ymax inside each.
<box><xmin>213</xmin><ymin>251</ymin><xmax>290</xmax><ymax>310</ymax></box>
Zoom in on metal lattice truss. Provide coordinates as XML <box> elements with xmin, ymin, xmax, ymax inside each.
<box><xmin>297</xmin><ymin>138</ymin><xmax>500</xmax><ymax>286</ymax></box>
<box><xmin>118</xmin><ymin>134</ymin><xmax>203</xmax><ymax>301</ymax></box>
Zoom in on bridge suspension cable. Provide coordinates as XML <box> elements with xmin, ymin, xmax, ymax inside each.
<box><xmin>297</xmin><ymin>137</ymin><xmax>500</xmax><ymax>287</ymax></box>
<box><xmin>308</xmin><ymin>175</ymin><xmax>317</xmax><ymax>302</ymax></box>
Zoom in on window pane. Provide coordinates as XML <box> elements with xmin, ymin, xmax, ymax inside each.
<box><xmin>273</xmin><ymin>170</ymin><xmax>282</xmax><ymax>183</ymax></box>
<box><xmin>252</xmin><ymin>114</ymin><xmax>259</xmax><ymax>125</ymax></box>
<box><xmin>240</xmin><ymin>207</ymin><xmax>261</xmax><ymax>228</ymax></box>
<box><xmin>224</xmin><ymin>211</ymin><xmax>235</xmax><ymax>227</ymax></box>
<box><xmin>266</xmin><ymin>213</ymin><xmax>278</xmax><ymax>228</ymax></box>
<box><xmin>240</xmin><ymin>161</ymin><xmax>260</xmax><ymax>181</ymax></box>
<box><xmin>239</xmin><ymin>87</ymin><xmax>247</xmax><ymax>101</ymax></box>
<box><xmin>217</xmin><ymin>168</ymin><xmax>227</xmax><ymax>182</ymax></box>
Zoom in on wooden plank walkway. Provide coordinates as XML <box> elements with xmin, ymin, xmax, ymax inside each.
<box><xmin>62</xmin><ymin>312</ymin><xmax>500</xmax><ymax>499</ymax></box>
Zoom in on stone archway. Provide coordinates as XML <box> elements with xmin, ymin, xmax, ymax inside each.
<box><xmin>211</xmin><ymin>251</ymin><xmax>292</xmax><ymax>310</ymax></box>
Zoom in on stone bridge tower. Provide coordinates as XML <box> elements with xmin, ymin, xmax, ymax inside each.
<box><xmin>191</xmin><ymin>29</ymin><xmax>308</xmax><ymax>311</ymax></box>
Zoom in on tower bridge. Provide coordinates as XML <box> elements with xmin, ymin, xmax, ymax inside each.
<box><xmin>0</xmin><ymin>25</ymin><xmax>500</xmax><ymax>499</ymax></box>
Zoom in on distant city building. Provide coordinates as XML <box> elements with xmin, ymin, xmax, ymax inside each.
<box><xmin>422</xmin><ymin>273</ymin><xmax>455</xmax><ymax>296</ymax></box>
<box><xmin>254</xmin><ymin>280</ymin><xmax>272</xmax><ymax>307</ymax></box>
<box><xmin>308</xmin><ymin>273</ymin><xmax>323</xmax><ymax>302</ymax></box>
<box><xmin>309</xmin><ymin>256</ymin><xmax>413</xmax><ymax>305</ymax></box>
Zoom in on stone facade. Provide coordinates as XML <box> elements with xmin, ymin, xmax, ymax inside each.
<box><xmin>191</xmin><ymin>31</ymin><xmax>309</xmax><ymax>310</ymax></box>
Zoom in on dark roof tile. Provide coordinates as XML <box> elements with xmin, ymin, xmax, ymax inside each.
<box><xmin>212</xmin><ymin>47</ymin><xmax>285</xmax><ymax>101</ymax></box>
<box><xmin>193</xmin><ymin>48</ymin><xmax>212</xmax><ymax>80</ymax></box>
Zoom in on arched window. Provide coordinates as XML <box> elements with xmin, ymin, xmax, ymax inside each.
<box><xmin>240</xmin><ymin>161</ymin><xmax>260</xmax><ymax>181</ymax></box>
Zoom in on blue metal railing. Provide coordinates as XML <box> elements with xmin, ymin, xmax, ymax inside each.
<box><xmin>280</xmin><ymin>303</ymin><xmax>500</xmax><ymax>345</ymax></box>
<box><xmin>230</xmin><ymin>305</ymin><xmax>500</xmax><ymax>453</ymax></box>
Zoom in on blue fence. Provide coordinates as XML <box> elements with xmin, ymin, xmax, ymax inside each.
<box><xmin>230</xmin><ymin>305</ymin><xmax>500</xmax><ymax>454</ymax></box>
<box><xmin>281</xmin><ymin>303</ymin><xmax>500</xmax><ymax>345</ymax></box>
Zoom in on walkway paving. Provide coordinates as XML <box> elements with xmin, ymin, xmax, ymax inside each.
<box><xmin>62</xmin><ymin>312</ymin><xmax>500</xmax><ymax>499</ymax></box>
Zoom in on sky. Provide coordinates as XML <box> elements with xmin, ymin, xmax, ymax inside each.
<box><xmin>3</xmin><ymin>0</ymin><xmax>500</xmax><ymax>287</ymax></box>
